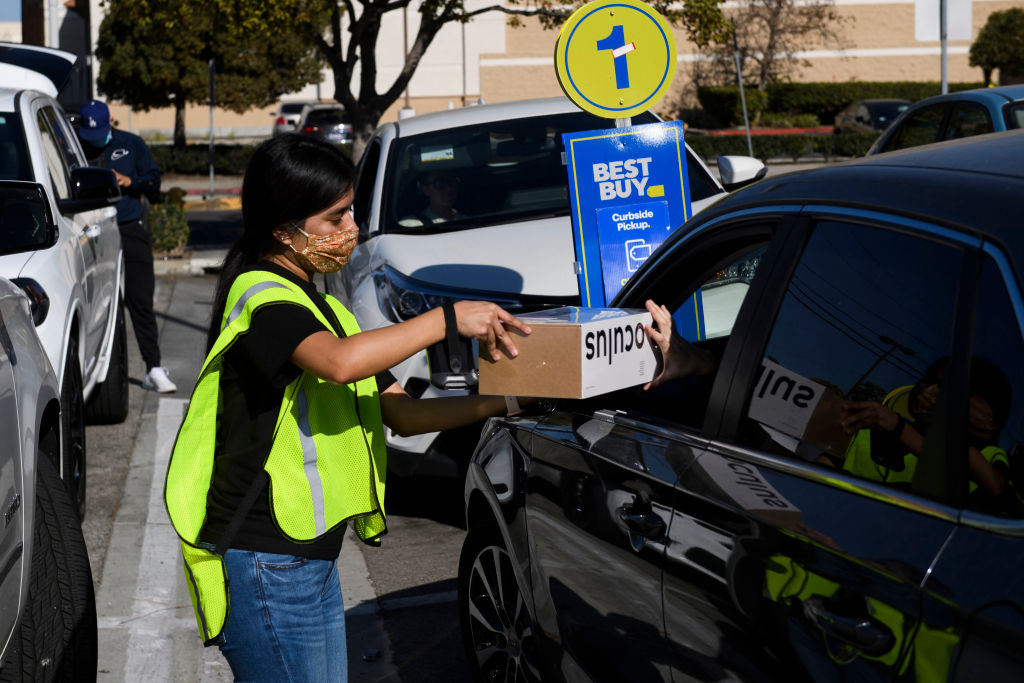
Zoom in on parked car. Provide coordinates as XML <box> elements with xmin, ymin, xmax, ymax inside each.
<box><xmin>458</xmin><ymin>130</ymin><xmax>1024</xmax><ymax>682</ymax></box>
<box><xmin>833</xmin><ymin>98</ymin><xmax>910</xmax><ymax>133</ymax></box>
<box><xmin>0</xmin><ymin>43</ymin><xmax>126</xmax><ymax>518</ymax></box>
<box><xmin>868</xmin><ymin>84</ymin><xmax>1024</xmax><ymax>154</ymax></box>
<box><xmin>296</xmin><ymin>103</ymin><xmax>353</xmax><ymax>145</ymax></box>
<box><xmin>0</xmin><ymin>194</ymin><xmax>97</xmax><ymax>677</ymax></box>
<box><xmin>325</xmin><ymin>97</ymin><xmax>766</xmax><ymax>478</ymax></box>
<box><xmin>271</xmin><ymin>100</ymin><xmax>312</xmax><ymax>137</ymax></box>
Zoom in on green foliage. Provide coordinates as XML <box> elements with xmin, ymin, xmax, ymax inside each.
<box><xmin>150</xmin><ymin>203</ymin><xmax>190</xmax><ymax>255</ymax></box>
<box><xmin>759</xmin><ymin>111</ymin><xmax>821</xmax><ymax>128</ymax></box>
<box><xmin>685</xmin><ymin>130</ymin><xmax>880</xmax><ymax>163</ymax></box>
<box><xmin>96</xmin><ymin>0</ymin><xmax>324</xmax><ymax>146</ymax></box>
<box><xmin>970</xmin><ymin>8</ymin><xmax>1024</xmax><ymax>84</ymax></box>
<box><xmin>696</xmin><ymin>86</ymin><xmax>769</xmax><ymax>128</ymax></box>
<box><xmin>149</xmin><ymin>143</ymin><xmax>352</xmax><ymax>175</ymax></box>
<box><xmin>764</xmin><ymin>81</ymin><xmax>985</xmax><ymax>123</ymax></box>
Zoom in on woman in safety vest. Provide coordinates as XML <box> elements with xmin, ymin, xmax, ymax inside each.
<box><xmin>164</xmin><ymin>134</ymin><xmax>531</xmax><ymax>682</ymax></box>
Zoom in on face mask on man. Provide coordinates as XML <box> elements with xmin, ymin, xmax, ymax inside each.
<box><xmin>287</xmin><ymin>223</ymin><xmax>358</xmax><ymax>274</ymax></box>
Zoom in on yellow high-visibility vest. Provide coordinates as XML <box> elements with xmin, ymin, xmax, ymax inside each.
<box><xmin>164</xmin><ymin>269</ymin><xmax>387</xmax><ymax>644</ymax></box>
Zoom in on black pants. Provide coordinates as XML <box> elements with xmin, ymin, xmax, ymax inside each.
<box><xmin>119</xmin><ymin>220</ymin><xmax>161</xmax><ymax>371</ymax></box>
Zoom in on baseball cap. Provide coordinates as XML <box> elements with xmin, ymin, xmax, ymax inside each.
<box><xmin>78</xmin><ymin>99</ymin><xmax>111</xmax><ymax>142</ymax></box>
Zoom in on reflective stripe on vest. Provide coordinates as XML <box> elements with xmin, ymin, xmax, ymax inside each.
<box><xmin>164</xmin><ymin>270</ymin><xmax>388</xmax><ymax>644</ymax></box>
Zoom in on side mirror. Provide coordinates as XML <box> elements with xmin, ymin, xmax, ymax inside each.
<box><xmin>58</xmin><ymin>166</ymin><xmax>120</xmax><ymax>214</ymax></box>
<box><xmin>717</xmin><ymin>156</ymin><xmax>768</xmax><ymax>192</ymax></box>
<box><xmin>0</xmin><ymin>181</ymin><xmax>58</xmax><ymax>256</ymax></box>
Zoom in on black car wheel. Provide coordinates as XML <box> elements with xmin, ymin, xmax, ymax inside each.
<box><xmin>60</xmin><ymin>344</ymin><xmax>87</xmax><ymax>519</ymax></box>
<box><xmin>85</xmin><ymin>300</ymin><xmax>129</xmax><ymax>425</ymax></box>
<box><xmin>459</xmin><ymin>525</ymin><xmax>540</xmax><ymax>683</ymax></box>
<box><xmin>0</xmin><ymin>436</ymin><xmax>97</xmax><ymax>681</ymax></box>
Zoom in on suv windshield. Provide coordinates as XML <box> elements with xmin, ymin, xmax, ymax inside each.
<box><xmin>0</xmin><ymin>112</ymin><xmax>32</xmax><ymax>182</ymax></box>
<box><xmin>382</xmin><ymin>111</ymin><xmax>719</xmax><ymax>234</ymax></box>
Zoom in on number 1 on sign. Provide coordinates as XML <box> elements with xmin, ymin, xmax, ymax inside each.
<box><xmin>596</xmin><ymin>25</ymin><xmax>633</xmax><ymax>90</ymax></box>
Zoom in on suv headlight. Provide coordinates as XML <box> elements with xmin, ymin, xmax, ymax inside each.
<box><xmin>372</xmin><ymin>265</ymin><xmax>519</xmax><ymax>322</ymax></box>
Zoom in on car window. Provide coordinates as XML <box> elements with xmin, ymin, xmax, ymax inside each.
<box><xmin>381</xmin><ymin>111</ymin><xmax>662</xmax><ymax>234</ymax></box>
<box><xmin>969</xmin><ymin>254</ymin><xmax>1024</xmax><ymax>518</ymax></box>
<box><xmin>1004</xmin><ymin>102</ymin><xmax>1024</xmax><ymax>130</ymax></box>
<box><xmin>734</xmin><ymin>220</ymin><xmax>964</xmax><ymax>497</ymax></box>
<box><xmin>37</xmin><ymin>108</ymin><xmax>71</xmax><ymax>200</ymax></box>
<box><xmin>884</xmin><ymin>104</ymin><xmax>947</xmax><ymax>152</ymax></box>
<box><xmin>945</xmin><ymin>102</ymin><xmax>993</xmax><ymax>140</ymax></box>
<box><xmin>305</xmin><ymin>108</ymin><xmax>348</xmax><ymax>125</ymax></box>
<box><xmin>673</xmin><ymin>247</ymin><xmax>765</xmax><ymax>342</ymax></box>
<box><xmin>281</xmin><ymin>103</ymin><xmax>306</xmax><ymax>115</ymax></box>
<box><xmin>0</xmin><ymin>112</ymin><xmax>31</xmax><ymax>181</ymax></box>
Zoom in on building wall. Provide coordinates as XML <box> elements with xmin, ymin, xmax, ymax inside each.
<box><xmin>17</xmin><ymin>0</ymin><xmax>1024</xmax><ymax>137</ymax></box>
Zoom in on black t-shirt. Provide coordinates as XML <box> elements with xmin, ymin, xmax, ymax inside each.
<box><xmin>199</xmin><ymin>262</ymin><xmax>396</xmax><ymax>558</ymax></box>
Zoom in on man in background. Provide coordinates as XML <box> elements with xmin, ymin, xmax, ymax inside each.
<box><xmin>77</xmin><ymin>99</ymin><xmax>176</xmax><ymax>393</ymax></box>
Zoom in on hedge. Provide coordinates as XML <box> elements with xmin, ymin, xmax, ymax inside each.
<box><xmin>697</xmin><ymin>81</ymin><xmax>986</xmax><ymax>128</ymax></box>
<box><xmin>150</xmin><ymin>142</ymin><xmax>353</xmax><ymax>175</ymax></box>
<box><xmin>685</xmin><ymin>131</ymin><xmax>880</xmax><ymax>162</ymax></box>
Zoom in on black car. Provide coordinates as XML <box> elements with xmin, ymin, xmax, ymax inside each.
<box><xmin>458</xmin><ymin>130</ymin><xmax>1024</xmax><ymax>682</ymax></box>
<box><xmin>833</xmin><ymin>98</ymin><xmax>910</xmax><ymax>133</ymax></box>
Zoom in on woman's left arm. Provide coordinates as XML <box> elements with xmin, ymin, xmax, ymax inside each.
<box><xmin>378</xmin><ymin>382</ymin><xmax>509</xmax><ymax>437</ymax></box>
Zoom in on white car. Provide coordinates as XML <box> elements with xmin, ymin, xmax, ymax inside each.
<box><xmin>326</xmin><ymin>97</ymin><xmax>765</xmax><ymax>477</ymax></box>
<box><xmin>0</xmin><ymin>197</ymin><xmax>96</xmax><ymax>677</ymax></box>
<box><xmin>0</xmin><ymin>43</ymin><xmax>126</xmax><ymax>516</ymax></box>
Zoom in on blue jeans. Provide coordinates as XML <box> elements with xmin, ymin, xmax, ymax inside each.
<box><xmin>219</xmin><ymin>550</ymin><xmax>347</xmax><ymax>682</ymax></box>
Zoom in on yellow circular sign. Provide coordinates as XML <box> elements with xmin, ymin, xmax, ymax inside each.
<box><xmin>554</xmin><ymin>0</ymin><xmax>677</xmax><ymax>118</ymax></box>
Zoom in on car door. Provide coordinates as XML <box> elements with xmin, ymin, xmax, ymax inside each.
<box><xmin>920</xmin><ymin>245</ymin><xmax>1024</xmax><ymax>681</ymax></box>
<box><xmin>626</xmin><ymin>211</ymin><xmax>976</xmax><ymax>680</ymax></box>
<box><xmin>34</xmin><ymin>103</ymin><xmax>114</xmax><ymax>374</ymax></box>
<box><xmin>0</xmin><ymin>294</ymin><xmax>24</xmax><ymax>651</ymax></box>
<box><xmin>526</xmin><ymin>408</ymin><xmax>695</xmax><ymax>683</ymax></box>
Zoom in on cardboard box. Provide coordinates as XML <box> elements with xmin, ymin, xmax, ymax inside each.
<box><xmin>478</xmin><ymin>307</ymin><xmax>659</xmax><ymax>399</ymax></box>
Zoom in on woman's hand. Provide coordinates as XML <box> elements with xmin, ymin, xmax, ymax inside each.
<box><xmin>642</xmin><ymin>299</ymin><xmax>715</xmax><ymax>390</ymax></box>
<box><xmin>839</xmin><ymin>401</ymin><xmax>901</xmax><ymax>435</ymax></box>
<box><xmin>454</xmin><ymin>301</ymin><xmax>532</xmax><ymax>361</ymax></box>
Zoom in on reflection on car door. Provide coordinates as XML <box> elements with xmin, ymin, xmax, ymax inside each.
<box><xmin>0</xmin><ymin>303</ymin><xmax>24</xmax><ymax>647</ymax></box>
<box><xmin>666</xmin><ymin>215</ymin><xmax>972</xmax><ymax>680</ymax></box>
<box><xmin>527</xmin><ymin>410</ymin><xmax>700</xmax><ymax>682</ymax></box>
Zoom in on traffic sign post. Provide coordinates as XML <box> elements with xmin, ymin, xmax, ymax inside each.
<box><xmin>563</xmin><ymin>120</ymin><xmax>692</xmax><ymax>307</ymax></box>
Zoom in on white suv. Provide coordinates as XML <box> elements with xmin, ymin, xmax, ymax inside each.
<box><xmin>0</xmin><ymin>43</ymin><xmax>125</xmax><ymax>516</ymax></box>
<box><xmin>326</xmin><ymin>97</ymin><xmax>765</xmax><ymax>477</ymax></box>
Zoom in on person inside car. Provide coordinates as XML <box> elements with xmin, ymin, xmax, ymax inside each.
<box><xmin>398</xmin><ymin>169</ymin><xmax>463</xmax><ymax>227</ymax></box>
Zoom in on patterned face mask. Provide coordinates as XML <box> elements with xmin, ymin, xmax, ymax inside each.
<box><xmin>288</xmin><ymin>223</ymin><xmax>358</xmax><ymax>274</ymax></box>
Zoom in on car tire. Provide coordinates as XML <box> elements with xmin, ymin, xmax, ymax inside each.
<box><xmin>458</xmin><ymin>524</ymin><xmax>540</xmax><ymax>683</ymax></box>
<box><xmin>0</xmin><ymin>441</ymin><xmax>97</xmax><ymax>681</ymax></box>
<box><xmin>60</xmin><ymin>344</ymin><xmax>87</xmax><ymax>520</ymax></box>
<box><xmin>85</xmin><ymin>301</ymin><xmax>129</xmax><ymax>425</ymax></box>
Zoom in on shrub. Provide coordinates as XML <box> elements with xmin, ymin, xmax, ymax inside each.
<box><xmin>759</xmin><ymin>111</ymin><xmax>821</xmax><ymax>128</ymax></box>
<box><xmin>150</xmin><ymin>202</ymin><xmax>190</xmax><ymax>255</ymax></box>
<box><xmin>764</xmin><ymin>81</ymin><xmax>985</xmax><ymax>123</ymax></box>
<box><xmin>696</xmin><ymin>86</ymin><xmax>769</xmax><ymax>128</ymax></box>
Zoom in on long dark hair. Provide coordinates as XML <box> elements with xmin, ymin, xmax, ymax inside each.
<box><xmin>205</xmin><ymin>134</ymin><xmax>355</xmax><ymax>351</ymax></box>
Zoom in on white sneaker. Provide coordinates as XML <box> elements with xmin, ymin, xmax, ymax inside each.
<box><xmin>144</xmin><ymin>366</ymin><xmax>178</xmax><ymax>393</ymax></box>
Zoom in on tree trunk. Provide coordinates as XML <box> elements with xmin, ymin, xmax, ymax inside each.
<box><xmin>174</xmin><ymin>100</ymin><xmax>187</xmax><ymax>148</ymax></box>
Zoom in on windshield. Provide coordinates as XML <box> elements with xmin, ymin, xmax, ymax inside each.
<box><xmin>306</xmin><ymin>108</ymin><xmax>349</xmax><ymax>125</ymax></box>
<box><xmin>382</xmin><ymin>110</ymin><xmax>723</xmax><ymax>235</ymax></box>
<box><xmin>0</xmin><ymin>112</ymin><xmax>32</xmax><ymax>182</ymax></box>
<box><xmin>872</xmin><ymin>101</ymin><xmax>910</xmax><ymax>125</ymax></box>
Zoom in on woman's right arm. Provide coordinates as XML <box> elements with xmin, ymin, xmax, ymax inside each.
<box><xmin>290</xmin><ymin>301</ymin><xmax>531</xmax><ymax>386</ymax></box>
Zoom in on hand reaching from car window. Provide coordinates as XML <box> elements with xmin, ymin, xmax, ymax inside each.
<box><xmin>642</xmin><ymin>299</ymin><xmax>716</xmax><ymax>390</ymax></box>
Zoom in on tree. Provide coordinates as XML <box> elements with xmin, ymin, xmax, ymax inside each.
<box><xmin>245</xmin><ymin>0</ymin><xmax>733</xmax><ymax>160</ymax></box>
<box><xmin>95</xmin><ymin>0</ymin><xmax>324</xmax><ymax>147</ymax></box>
<box><xmin>970</xmin><ymin>8</ymin><xmax>1024</xmax><ymax>87</ymax></box>
<box><xmin>692</xmin><ymin>0</ymin><xmax>848</xmax><ymax>92</ymax></box>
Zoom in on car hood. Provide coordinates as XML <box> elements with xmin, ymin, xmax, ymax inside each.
<box><xmin>362</xmin><ymin>218</ymin><xmax>580</xmax><ymax>299</ymax></box>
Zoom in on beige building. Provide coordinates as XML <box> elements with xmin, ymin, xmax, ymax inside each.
<box><xmin>23</xmin><ymin>0</ymin><xmax>1024</xmax><ymax>137</ymax></box>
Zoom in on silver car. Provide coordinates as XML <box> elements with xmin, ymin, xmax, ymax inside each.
<box><xmin>0</xmin><ymin>182</ymin><xmax>96</xmax><ymax>677</ymax></box>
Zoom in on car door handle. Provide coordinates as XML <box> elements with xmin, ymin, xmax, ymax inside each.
<box><xmin>617</xmin><ymin>504</ymin><xmax>666</xmax><ymax>539</ymax></box>
<box><xmin>84</xmin><ymin>224</ymin><xmax>102</xmax><ymax>238</ymax></box>
<box><xmin>802</xmin><ymin>595</ymin><xmax>895</xmax><ymax>657</ymax></box>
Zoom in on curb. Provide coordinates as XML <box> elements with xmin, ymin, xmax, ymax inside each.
<box><xmin>153</xmin><ymin>249</ymin><xmax>228</xmax><ymax>277</ymax></box>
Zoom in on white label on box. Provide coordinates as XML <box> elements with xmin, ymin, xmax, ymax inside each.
<box><xmin>746</xmin><ymin>358</ymin><xmax>827</xmax><ymax>439</ymax></box>
<box><xmin>579</xmin><ymin>311</ymin><xmax>657</xmax><ymax>397</ymax></box>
